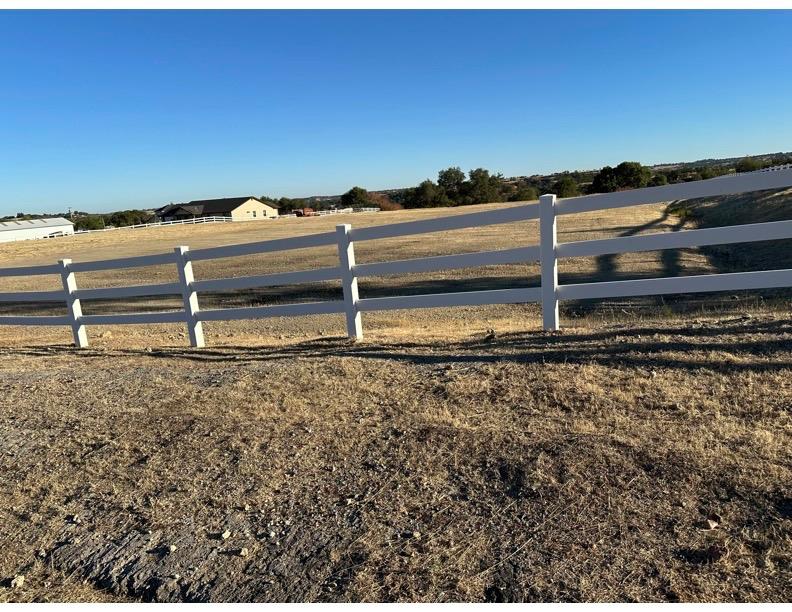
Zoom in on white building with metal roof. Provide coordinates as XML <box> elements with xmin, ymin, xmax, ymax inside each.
<box><xmin>0</xmin><ymin>217</ymin><xmax>74</xmax><ymax>244</ymax></box>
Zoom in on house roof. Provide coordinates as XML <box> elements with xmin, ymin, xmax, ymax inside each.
<box><xmin>157</xmin><ymin>197</ymin><xmax>278</xmax><ymax>216</ymax></box>
<box><xmin>0</xmin><ymin>217</ymin><xmax>73</xmax><ymax>233</ymax></box>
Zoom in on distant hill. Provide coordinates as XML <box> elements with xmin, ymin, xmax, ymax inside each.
<box><xmin>650</xmin><ymin>152</ymin><xmax>792</xmax><ymax>171</ymax></box>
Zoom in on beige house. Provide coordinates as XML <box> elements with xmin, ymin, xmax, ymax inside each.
<box><xmin>156</xmin><ymin>197</ymin><xmax>279</xmax><ymax>222</ymax></box>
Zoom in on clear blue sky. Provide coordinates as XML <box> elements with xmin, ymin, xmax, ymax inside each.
<box><xmin>1</xmin><ymin>10</ymin><xmax>791</xmax><ymax>215</ymax></box>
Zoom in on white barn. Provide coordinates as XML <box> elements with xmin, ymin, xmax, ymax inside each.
<box><xmin>0</xmin><ymin>217</ymin><xmax>74</xmax><ymax>244</ymax></box>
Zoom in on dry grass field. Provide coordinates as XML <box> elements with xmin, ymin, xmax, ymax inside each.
<box><xmin>1</xmin><ymin>197</ymin><xmax>790</xmax><ymax>602</ymax></box>
<box><xmin>0</xmin><ymin>199</ymin><xmax>754</xmax><ymax>339</ymax></box>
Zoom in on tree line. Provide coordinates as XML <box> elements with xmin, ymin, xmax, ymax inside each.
<box><xmin>0</xmin><ymin>209</ymin><xmax>156</xmax><ymax>231</ymax></box>
<box><xmin>6</xmin><ymin>153</ymin><xmax>789</xmax><ymax>225</ymax></box>
<box><xmin>338</xmin><ymin>153</ymin><xmax>792</xmax><ymax>210</ymax></box>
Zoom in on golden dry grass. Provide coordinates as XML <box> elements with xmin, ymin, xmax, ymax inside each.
<box><xmin>0</xmin><ymin>200</ymin><xmax>718</xmax><ymax>346</ymax></box>
<box><xmin>0</xmin><ymin>200</ymin><xmax>790</xmax><ymax>602</ymax></box>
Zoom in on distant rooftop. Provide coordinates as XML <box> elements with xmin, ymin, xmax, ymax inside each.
<box><xmin>157</xmin><ymin>196</ymin><xmax>279</xmax><ymax>217</ymax></box>
<box><xmin>0</xmin><ymin>217</ymin><xmax>73</xmax><ymax>233</ymax></box>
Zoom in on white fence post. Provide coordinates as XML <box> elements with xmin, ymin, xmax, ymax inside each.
<box><xmin>539</xmin><ymin>194</ymin><xmax>560</xmax><ymax>331</ymax></box>
<box><xmin>59</xmin><ymin>258</ymin><xmax>88</xmax><ymax>348</ymax></box>
<box><xmin>174</xmin><ymin>246</ymin><xmax>205</xmax><ymax>348</ymax></box>
<box><xmin>336</xmin><ymin>224</ymin><xmax>363</xmax><ymax>340</ymax></box>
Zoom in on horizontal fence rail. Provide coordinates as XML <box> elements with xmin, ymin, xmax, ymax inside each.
<box><xmin>0</xmin><ymin>315</ymin><xmax>72</xmax><ymax>326</ymax></box>
<box><xmin>191</xmin><ymin>266</ymin><xmax>342</xmax><ymax>293</ymax></box>
<box><xmin>355</xmin><ymin>246</ymin><xmax>540</xmax><ymax>277</ymax></box>
<box><xmin>358</xmin><ymin>287</ymin><xmax>542</xmax><ymax>312</ymax></box>
<box><xmin>558</xmin><ymin>268</ymin><xmax>792</xmax><ymax>301</ymax></box>
<box><xmin>0</xmin><ymin>263</ymin><xmax>62</xmax><ymax>278</ymax></box>
<box><xmin>556</xmin><ymin>219</ymin><xmax>792</xmax><ymax>259</ymax></box>
<box><xmin>187</xmin><ymin>231</ymin><xmax>338</xmax><ymax>262</ymax></box>
<box><xmin>80</xmin><ymin>311</ymin><xmax>188</xmax><ymax>326</ymax></box>
<box><xmin>0</xmin><ymin>290</ymin><xmax>65</xmax><ymax>303</ymax></box>
<box><xmin>69</xmin><ymin>252</ymin><xmax>178</xmax><ymax>272</ymax></box>
<box><xmin>74</xmin><ymin>282</ymin><xmax>183</xmax><ymax>301</ymax></box>
<box><xmin>0</xmin><ymin>166</ymin><xmax>791</xmax><ymax>347</ymax></box>
<box><xmin>196</xmin><ymin>300</ymin><xmax>346</xmax><ymax>322</ymax></box>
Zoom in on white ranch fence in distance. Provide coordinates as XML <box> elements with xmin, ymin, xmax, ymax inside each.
<box><xmin>73</xmin><ymin>215</ymin><xmax>235</xmax><ymax>235</ymax></box>
<box><xmin>1</xmin><ymin>168</ymin><xmax>792</xmax><ymax>348</ymax></box>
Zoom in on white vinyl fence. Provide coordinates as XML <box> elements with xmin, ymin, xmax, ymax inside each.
<box><xmin>74</xmin><ymin>208</ymin><xmax>381</xmax><ymax>234</ymax></box>
<box><xmin>74</xmin><ymin>215</ymin><xmax>235</xmax><ymax>235</ymax></box>
<box><xmin>1</xmin><ymin>168</ymin><xmax>792</xmax><ymax>348</ymax></box>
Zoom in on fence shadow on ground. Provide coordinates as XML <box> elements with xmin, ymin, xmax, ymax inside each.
<box><xmin>5</xmin><ymin>317</ymin><xmax>791</xmax><ymax>374</ymax></box>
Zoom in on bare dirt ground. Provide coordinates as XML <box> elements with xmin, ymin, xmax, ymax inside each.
<box><xmin>0</xmin><ymin>199</ymin><xmax>790</xmax><ymax>601</ymax></box>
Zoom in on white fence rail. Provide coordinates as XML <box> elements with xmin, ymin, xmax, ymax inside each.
<box><xmin>1</xmin><ymin>168</ymin><xmax>792</xmax><ymax>348</ymax></box>
<box><xmin>72</xmin><ymin>209</ymin><xmax>382</xmax><ymax>235</ymax></box>
<box><xmin>74</xmin><ymin>215</ymin><xmax>235</xmax><ymax>234</ymax></box>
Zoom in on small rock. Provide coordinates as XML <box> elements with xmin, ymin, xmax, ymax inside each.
<box><xmin>11</xmin><ymin>575</ymin><xmax>24</xmax><ymax>589</ymax></box>
<box><xmin>37</xmin><ymin>548</ymin><xmax>46</xmax><ymax>559</ymax></box>
<box><xmin>168</xmin><ymin>544</ymin><xmax>177</xmax><ymax>553</ymax></box>
<box><xmin>171</xmin><ymin>573</ymin><xmax>181</xmax><ymax>581</ymax></box>
<box><xmin>239</xmin><ymin>547</ymin><xmax>249</xmax><ymax>557</ymax></box>
<box><xmin>269</xmin><ymin>531</ymin><xmax>276</xmax><ymax>539</ymax></box>
<box><xmin>412</xmin><ymin>531</ymin><xmax>422</xmax><ymax>539</ymax></box>
<box><xmin>68</xmin><ymin>514</ymin><xmax>81</xmax><ymax>524</ymax></box>
<box><xmin>703</xmin><ymin>512</ymin><xmax>723</xmax><ymax>530</ymax></box>
<box><xmin>243</xmin><ymin>504</ymin><xmax>251</xmax><ymax>512</ymax></box>
<box><xmin>221</xmin><ymin>530</ymin><xmax>232</xmax><ymax>540</ymax></box>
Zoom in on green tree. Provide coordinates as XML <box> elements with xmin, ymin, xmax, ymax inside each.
<box><xmin>735</xmin><ymin>157</ymin><xmax>762</xmax><ymax>173</ymax></box>
<box><xmin>437</xmin><ymin>166</ymin><xmax>466</xmax><ymax>202</ymax></box>
<box><xmin>590</xmin><ymin>161</ymin><xmax>651</xmax><ymax>193</ymax></box>
<box><xmin>697</xmin><ymin>166</ymin><xmax>728</xmax><ymax>180</ymax></box>
<box><xmin>404</xmin><ymin>180</ymin><xmax>450</xmax><ymax>208</ymax></box>
<box><xmin>509</xmin><ymin>185</ymin><xmax>538</xmax><ymax>202</ymax></box>
<box><xmin>73</xmin><ymin>215</ymin><xmax>105</xmax><ymax>231</ymax></box>
<box><xmin>464</xmin><ymin>168</ymin><xmax>503</xmax><ymax>204</ymax></box>
<box><xmin>649</xmin><ymin>174</ymin><xmax>669</xmax><ymax>187</ymax></box>
<box><xmin>551</xmin><ymin>175</ymin><xmax>580</xmax><ymax>198</ymax></box>
<box><xmin>270</xmin><ymin>197</ymin><xmax>307</xmax><ymax>213</ymax></box>
<box><xmin>105</xmin><ymin>209</ymin><xmax>154</xmax><ymax>227</ymax></box>
<box><xmin>589</xmin><ymin>165</ymin><xmax>619</xmax><ymax>193</ymax></box>
<box><xmin>340</xmin><ymin>186</ymin><xmax>372</xmax><ymax>208</ymax></box>
<box><xmin>615</xmin><ymin>161</ymin><xmax>651</xmax><ymax>189</ymax></box>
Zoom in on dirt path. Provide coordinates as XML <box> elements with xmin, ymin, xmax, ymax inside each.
<box><xmin>1</xmin><ymin>316</ymin><xmax>790</xmax><ymax>602</ymax></box>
